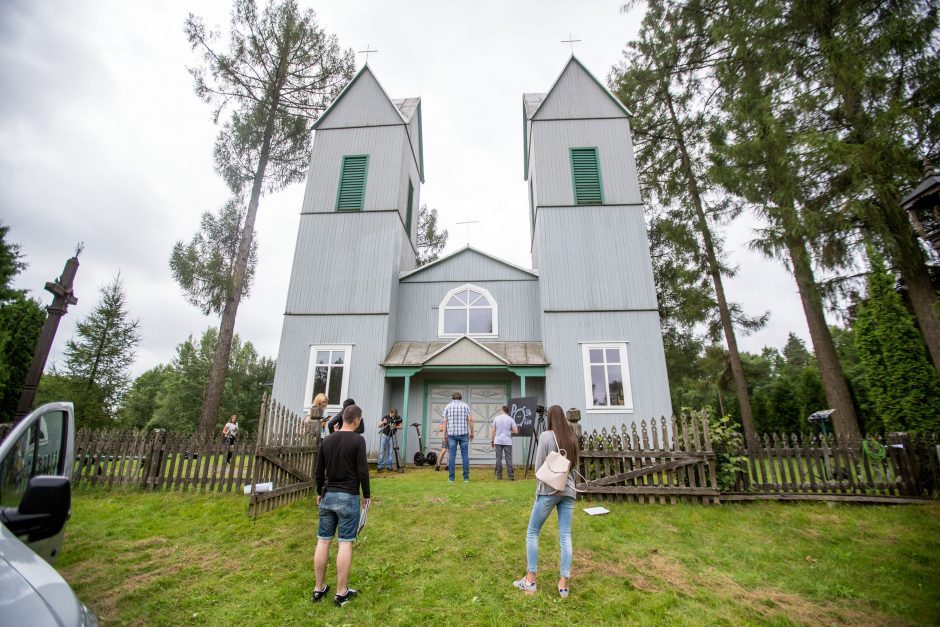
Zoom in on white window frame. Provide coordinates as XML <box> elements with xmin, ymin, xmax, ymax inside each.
<box><xmin>581</xmin><ymin>342</ymin><xmax>634</xmax><ymax>413</ymax></box>
<box><xmin>437</xmin><ymin>283</ymin><xmax>499</xmax><ymax>339</ymax></box>
<box><xmin>303</xmin><ymin>345</ymin><xmax>352</xmax><ymax>414</ymax></box>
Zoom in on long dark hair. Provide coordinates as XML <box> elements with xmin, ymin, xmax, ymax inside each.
<box><xmin>546</xmin><ymin>405</ymin><xmax>578</xmax><ymax>469</ymax></box>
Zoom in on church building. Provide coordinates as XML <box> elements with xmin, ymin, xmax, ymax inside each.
<box><xmin>271</xmin><ymin>57</ymin><xmax>673</xmax><ymax>464</ymax></box>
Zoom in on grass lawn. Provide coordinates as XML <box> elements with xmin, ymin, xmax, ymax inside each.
<box><xmin>60</xmin><ymin>469</ymin><xmax>940</xmax><ymax>625</ymax></box>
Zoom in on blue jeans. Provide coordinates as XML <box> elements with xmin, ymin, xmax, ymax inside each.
<box><xmin>526</xmin><ymin>495</ymin><xmax>574</xmax><ymax>577</ymax></box>
<box><xmin>447</xmin><ymin>433</ymin><xmax>470</xmax><ymax>481</ymax></box>
<box><xmin>378</xmin><ymin>434</ymin><xmax>394</xmax><ymax>469</ymax></box>
<box><xmin>317</xmin><ymin>491</ymin><xmax>360</xmax><ymax>542</ymax></box>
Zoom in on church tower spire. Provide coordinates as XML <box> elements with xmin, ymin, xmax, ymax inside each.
<box><xmin>272</xmin><ymin>66</ymin><xmax>423</xmax><ymax>417</ymax></box>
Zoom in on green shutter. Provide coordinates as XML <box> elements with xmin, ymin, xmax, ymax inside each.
<box><xmin>570</xmin><ymin>148</ymin><xmax>603</xmax><ymax>205</ymax></box>
<box><xmin>406</xmin><ymin>179</ymin><xmax>414</xmax><ymax>234</ymax></box>
<box><xmin>336</xmin><ymin>155</ymin><xmax>368</xmax><ymax>210</ymax></box>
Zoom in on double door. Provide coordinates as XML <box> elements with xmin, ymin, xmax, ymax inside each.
<box><xmin>426</xmin><ymin>384</ymin><xmax>506</xmax><ymax>465</ymax></box>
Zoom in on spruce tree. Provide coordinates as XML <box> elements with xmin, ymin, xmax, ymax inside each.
<box><xmin>63</xmin><ymin>274</ymin><xmax>140</xmax><ymax>421</ymax></box>
<box><xmin>855</xmin><ymin>249</ymin><xmax>940</xmax><ymax>433</ymax></box>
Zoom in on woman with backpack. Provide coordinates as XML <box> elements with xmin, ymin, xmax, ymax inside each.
<box><xmin>512</xmin><ymin>405</ymin><xmax>579</xmax><ymax>598</ymax></box>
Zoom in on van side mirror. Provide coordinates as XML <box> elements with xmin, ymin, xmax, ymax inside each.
<box><xmin>0</xmin><ymin>476</ymin><xmax>71</xmax><ymax>542</ymax></box>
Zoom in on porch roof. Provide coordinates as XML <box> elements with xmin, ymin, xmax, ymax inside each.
<box><xmin>381</xmin><ymin>338</ymin><xmax>550</xmax><ymax>368</ymax></box>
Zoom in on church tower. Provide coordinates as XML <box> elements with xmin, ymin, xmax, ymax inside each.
<box><xmin>523</xmin><ymin>56</ymin><xmax>673</xmax><ymax>424</ymax></box>
<box><xmin>272</xmin><ymin>65</ymin><xmax>424</xmax><ymax>429</ymax></box>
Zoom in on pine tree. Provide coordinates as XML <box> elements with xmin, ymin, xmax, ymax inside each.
<box><xmin>854</xmin><ymin>249</ymin><xmax>940</xmax><ymax>433</ymax></box>
<box><xmin>170</xmin><ymin>197</ymin><xmax>258</xmax><ymax>316</ymax></box>
<box><xmin>613</xmin><ymin>1</ymin><xmax>765</xmax><ymax>449</ymax></box>
<box><xmin>416</xmin><ymin>204</ymin><xmax>448</xmax><ymax>266</ymax></box>
<box><xmin>185</xmin><ymin>0</ymin><xmax>355</xmax><ymax>437</ymax></box>
<box><xmin>63</xmin><ymin>274</ymin><xmax>140</xmax><ymax>420</ymax></box>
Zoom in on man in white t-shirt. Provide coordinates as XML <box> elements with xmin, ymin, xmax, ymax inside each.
<box><xmin>490</xmin><ymin>405</ymin><xmax>518</xmax><ymax>480</ymax></box>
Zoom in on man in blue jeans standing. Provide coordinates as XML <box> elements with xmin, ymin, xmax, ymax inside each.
<box><xmin>441</xmin><ymin>391</ymin><xmax>474</xmax><ymax>482</ymax></box>
<box><xmin>312</xmin><ymin>405</ymin><xmax>371</xmax><ymax>607</ymax></box>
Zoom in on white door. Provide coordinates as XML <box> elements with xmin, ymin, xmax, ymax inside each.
<box><xmin>427</xmin><ymin>384</ymin><xmax>506</xmax><ymax>464</ymax></box>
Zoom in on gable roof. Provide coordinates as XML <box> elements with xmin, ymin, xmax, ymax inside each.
<box><xmin>523</xmin><ymin>55</ymin><xmax>632</xmax><ymax>180</ymax></box>
<box><xmin>399</xmin><ymin>245</ymin><xmax>538</xmax><ymax>281</ymax></box>
<box><xmin>382</xmin><ymin>339</ymin><xmax>550</xmax><ymax>367</ymax></box>
<box><xmin>313</xmin><ymin>64</ymin><xmax>425</xmax><ymax>181</ymax></box>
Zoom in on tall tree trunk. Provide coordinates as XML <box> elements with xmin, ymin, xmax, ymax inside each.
<box><xmin>810</xmin><ymin>7</ymin><xmax>940</xmax><ymax>373</ymax></box>
<box><xmin>662</xmin><ymin>87</ymin><xmax>759</xmax><ymax>449</ymax></box>
<box><xmin>197</xmin><ymin>66</ymin><xmax>287</xmax><ymax>440</ymax></box>
<box><xmin>785</xmin><ymin>232</ymin><xmax>861</xmax><ymax>440</ymax></box>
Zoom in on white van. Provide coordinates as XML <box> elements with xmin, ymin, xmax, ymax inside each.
<box><xmin>0</xmin><ymin>402</ymin><xmax>98</xmax><ymax>626</ymax></box>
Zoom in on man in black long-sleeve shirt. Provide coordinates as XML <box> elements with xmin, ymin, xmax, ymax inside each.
<box><xmin>312</xmin><ymin>405</ymin><xmax>371</xmax><ymax>607</ymax></box>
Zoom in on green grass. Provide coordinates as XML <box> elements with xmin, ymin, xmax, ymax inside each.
<box><xmin>58</xmin><ymin>469</ymin><xmax>940</xmax><ymax>625</ymax></box>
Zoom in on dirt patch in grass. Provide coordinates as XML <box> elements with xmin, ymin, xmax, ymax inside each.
<box><xmin>701</xmin><ymin>571</ymin><xmax>893</xmax><ymax>626</ymax></box>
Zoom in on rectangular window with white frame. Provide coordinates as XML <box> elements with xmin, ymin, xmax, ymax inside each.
<box><xmin>303</xmin><ymin>345</ymin><xmax>352</xmax><ymax>413</ymax></box>
<box><xmin>581</xmin><ymin>343</ymin><xmax>633</xmax><ymax>412</ymax></box>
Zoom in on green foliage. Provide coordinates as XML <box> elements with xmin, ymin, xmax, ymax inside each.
<box><xmin>704</xmin><ymin>411</ymin><xmax>748</xmax><ymax>491</ymax></box>
<box><xmin>0</xmin><ymin>222</ymin><xmax>27</xmax><ymax>304</ymax></box>
<box><xmin>0</xmin><ymin>296</ymin><xmax>45</xmax><ymax>421</ymax></box>
<box><xmin>118</xmin><ymin>365</ymin><xmax>172</xmax><ymax>429</ymax></box>
<box><xmin>186</xmin><ymin>0</ymin><xmax>355</xmax><ymax>194</ymax></box>
<box><xmin>854</xmin><ymin>250</ymin><xmax>940</xmax><ymax>433</ymax></box>
<box><xmin>415</xmin><ymin>204</ymin><xmax>448</xmax><ymax>266</ymax></box>
<box><xmin>145</xmin><ymin>328</ymin><xmax>272</xmax><ymax>435</ymax></box>
<box><xmin>35</xmin><ymin>373</ymin><xmax>110</xmax><ymax>429</ymax></box>
<box><xmin>170</xmin><ymin>198</ymin><xmax>258</xmax><ymax>316</ymax></box>
<box><xmin>0</xmin><ymin>224</ymin><xmax>46</xmax><ymax>422</ymax></box>
<box><xmin>62</xmin><ymin>275</ymin><xmax>140</xmax><ymax>422</ymax></box>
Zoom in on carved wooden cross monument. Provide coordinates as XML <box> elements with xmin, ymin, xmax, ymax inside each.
<box><xmin>14</xmin><ymin>245</ymin><xmax>81</xmax><ymax>421</ymax></box>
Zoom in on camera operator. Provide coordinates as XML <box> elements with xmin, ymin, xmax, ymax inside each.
<box><xmin>377</xmin><ymin>407</ymin><xmax>402</xmax><ymax>471</ymax></box>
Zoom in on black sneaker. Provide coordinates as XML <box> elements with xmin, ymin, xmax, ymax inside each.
<box><xmin>334</xmin><ymin>588</ymin><xmax>358</xmax><ymax>607</ymax></box>
<box><xmin>311</xmin><ymin>584</ymin><xmax>330</xmax><ymax>602</ymax></box>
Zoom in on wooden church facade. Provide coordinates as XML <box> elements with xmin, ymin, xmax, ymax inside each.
<box><xmin>272</xmin><ymin>57</ymin><xmax>673</xmax><ymax>464</ymax></box>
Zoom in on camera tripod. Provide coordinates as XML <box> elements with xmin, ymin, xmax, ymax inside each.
<box><xmin>379</xmin><ymin>422</ymin><xmax>405</xmax><ymax>473</ymax></box>
<box><xmin>523</xmin><ymin>406</ymin><xmax>547</xmax><ymax>478</ymax></box>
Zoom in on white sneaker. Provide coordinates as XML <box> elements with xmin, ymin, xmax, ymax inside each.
<box><xmin>513</xmin><ymin>578</ymin><xmax>537</xmax><ymax>594</ymax></box>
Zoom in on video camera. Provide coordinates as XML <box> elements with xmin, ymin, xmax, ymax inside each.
<box><xmin>535</xmin><ymin>405</ymin><xmax>546</xmax><ymax>417</ymax></box>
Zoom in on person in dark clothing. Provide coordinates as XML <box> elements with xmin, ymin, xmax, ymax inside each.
<box><xmin>327</xmin><ymin>398</ymin><xmax>364</xmax><ymax>434</ymax></box>
<box><xmin>313</xmin><ymin>405</ymin><xmax>370</xmax><ymax>608</ymax></box>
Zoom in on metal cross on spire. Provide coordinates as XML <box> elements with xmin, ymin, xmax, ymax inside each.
<box><xmin>561</xmin><ymin>34</ymin><xmax>581</xmax><ymax>53</ymax></box>
<box><xmin>456</xmin><ymin>213</ymin><xmax>479</xmax><ymax>246</ymax></box>
<box><xmin>357</xmin><ymin>44</ymin><xmax>378</xmax><ymax>64</ymax></box>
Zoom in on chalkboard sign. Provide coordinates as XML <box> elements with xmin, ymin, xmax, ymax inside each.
<box><xmin>509</xmin><ymin>396</ymin><xmax>537</xmax><ymax>437</ymax></box>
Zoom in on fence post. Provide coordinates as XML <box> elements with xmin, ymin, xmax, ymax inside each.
<box><xmin>140</xmin><ymin>429</ymin><xmax>166</xmax><ymax>490</ymax></box>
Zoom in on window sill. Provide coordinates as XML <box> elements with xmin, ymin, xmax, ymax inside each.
<box><xmin>584</xmin><ymin>407</ymin><xmax>634</xmax><ymax>414</ymax></box>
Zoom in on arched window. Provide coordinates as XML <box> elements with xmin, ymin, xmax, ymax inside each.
<box><xmin>438</xmin><ymin>284</ymin><xmax>498</xmax><ymax>338</ymax></box>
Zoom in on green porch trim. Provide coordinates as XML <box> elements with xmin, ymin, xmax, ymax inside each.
<box><xmin>384</xmin><ymin>367</ymin><xmax>422</xmax><ymax>377</ymax></box>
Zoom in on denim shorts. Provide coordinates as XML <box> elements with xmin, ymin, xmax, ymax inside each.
<box><xmin>317</xmin><ymin>491</ymin><xmax>360</xmax><ymax>542</ymax></box>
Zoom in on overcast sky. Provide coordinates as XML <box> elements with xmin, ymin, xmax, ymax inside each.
<box><xmin>0</xmin><ymin>0</ymin><xmax>813</xmax><ymax>378</ymax></box>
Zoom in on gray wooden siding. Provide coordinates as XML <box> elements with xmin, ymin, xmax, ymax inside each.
<box><xmin>534</xmin><ymin>205</ymin><xmax>658</xmax><ymax>311</ymax></box>
<box><xmin>529</xmin><ymin>118</ymin><xmax>642</xmax><ymax>207</ymax></box>
<box><xmin>315</xmin><ymin>69</ymin><xmax>404</xmax><ymax>130</ymax></box>
<box><xmin>533</xmin><ymin>60</ymin><xmax>627</xmax><ymax>121</ymax></box>
<box><xmin>398</xmin><ymin>142</ymin><xmax>421</xmax><ymax>244</ymax></box>
<box><xmin>395</xmin><ymin>280</ymin><xmax>541</xmax><ymax>341</ymax></box>
<box><xmin>302</xmin><ymin>126</ymin><xmax>406</xmax><ymax>212</ymax></box>
<box><xmin>402</xmin><ymin>248</ymin><xmax>536</xmax><ymax>283</ymax></box>
<box><xmin>272</xmin><ymin>314</ymin><xmax>392</xmax><ymax>457</ymax></box>
<box><xmin>284</xmin><ymin>212</ymin><xmax>410</xmax><ymax>314</ymax></box>
<box><xmin>540</xmin><ymin>310</ymin><xmax>673</xmax><ymax>434</ymax></box>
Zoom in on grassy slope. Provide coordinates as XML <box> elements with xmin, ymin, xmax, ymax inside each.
<box><xmin>59</xmin><ymin>469</ymin><xmax>940</xmax><ymax>626</ymax></box>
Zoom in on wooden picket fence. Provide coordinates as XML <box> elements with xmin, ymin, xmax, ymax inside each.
<box><xmin>248</xmin><ymin>395</ymin><xmax>319</xmax><ymax>517</ymax></box>
<box><xmin>72</xmin><ymin>428</ymin><xmax>258</xmax><ymax>493</ymax></box>
<box><xmin>722</xmin><ymin>431</ymin><xmax>940</xmax><ymax>503</ymax></box>
<box><xmin>575</xmin><ymin>413</ymin><xmax>720</xmax><ymax>504</ymax></box>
